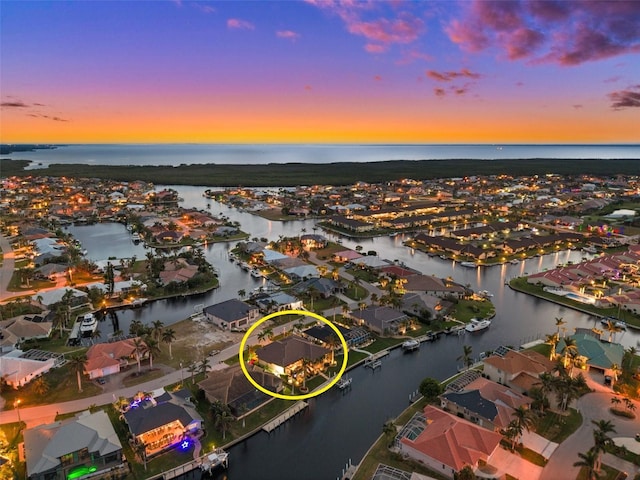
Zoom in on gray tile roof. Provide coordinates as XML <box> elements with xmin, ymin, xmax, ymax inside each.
<box><xmin>442</xmin><ymin>390</ymin><xmax>498</xmax><ymax>421</ymax></box>
<box><xmin>24</xmin><ymin>410</ymin><xmax>122</xmax><ymax>476</ymax></box>
<box><xmin>258</xmin><ymin>336</ymin><xmax>330</xmax><ymax>367</ymax></box>
<box><xmin>204</xmin><ymin>299</ymin><xmax>256</xmax><ymax>322</ymax></box>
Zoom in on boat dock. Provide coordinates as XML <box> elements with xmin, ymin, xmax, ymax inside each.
<box><xmin>364</xmin><ymin>358</ymin><xmax>382</xmax><ymax>370</ymax></box>
<box><xmin>263</xmin><ymin>401</ymin><xmax>308</xmax><ymax>433</ymax></box>
<box><xmin>154</xmin><ymin>448</ymin><xmax>229</xmax><ymax>480</ymax></box>
<box><xmin>66</xmin><ymin>319</ymin><xmax>82</xmax><ymax>346</ymax></box>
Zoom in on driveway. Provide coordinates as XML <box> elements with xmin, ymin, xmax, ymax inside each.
<box><xmin>542</xmin><ymin>391</ymin><xmax>640</xmax><ymax>479</ymax></box>
<box><xmin>483</xmin><ymin>446</ymin><xmax>544</xmax><ymax>480</ymax></box>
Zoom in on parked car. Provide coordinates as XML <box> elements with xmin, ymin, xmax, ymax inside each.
<box><xmin>96</xmin><ymin>377</ymin><xmax>106</xmax><ymax>385</ymax></box>
<box><xmin>604</xmin><ymin>375</ymin><xmax>613</xmax><ymax>386</ymax></box>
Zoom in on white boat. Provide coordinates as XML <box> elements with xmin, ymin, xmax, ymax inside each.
<box><xmin>250</xmin><ymin>269</ymin><xmax>262</xmax><ymax>278</ymax></box>
<box><xmin>337</xmin><ymin>377</ymin><xmax>352</xmax><ymax>390</ymax></box>
<box><xmin>582</xmin><ymin>245</ymin><xmax>598</xmax><ymax>254</ymax></box>
<box><xmin>478</xmin><ymin>290</ymin><xmax>493</xmax><ymax>298</ymax></box>
<box><xmin>132</xmin><ymin>233</ymin><xmax>141</xmax><ymax>243</ymax></box>
<box><xmin>465</xmin><ymin>318</ymin><xmax>491</xmax><ymax>333</ymax></box>
<box><xmin>401</xmin><ymin>339</ymin><xmax>420</xmax><ymax>351</ymax></box>
<box><xmin>460</xmin><ymin>261</ymin><xmax>477</xmax><ymax>268</ymax></box>
<box><xmin>79</xmin><ymin>313</ymin><xmax>98</xmax><ymax>335</ymax></box>
<box><xmin>510</xmin><ymin>259</ymin><xmax>519</xmax><ymax>265</ymax></box>
<box><xmin>200</xmin><ymin>449</ymin><xmax>229</xmax><ymax>472</ymax></box>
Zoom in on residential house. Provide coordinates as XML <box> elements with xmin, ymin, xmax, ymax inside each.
<box><xmin>0</xmin><ymin>313</ymin><xmax>52</xmax><ymax>352</ymax></box>
<box><xmin>24</xmin><ymin>410</ymin><xmax>124</xmax><ymax>480</ymax></box>
<box><xmin>203</xmin><ymin>299</ymin><xmax>260</xmax><ymax>330</ymax></box>
<box><xmin>293</xmin><ymin>277</ymin><xmax>342</xmax><ymax>299</ymax></box>
<box><xmin>32</xmin><ymin>288</ymin><xmax>90</xmax><ymax>310</ymax></box>
<box><xmin>483</xmin><ymin>348</ymin><xmax>555</xmax><ymax>393</ymax></box>
<box><xmin>257</xmin><ymin>335</ymin><xmax>330</xmax><ymax>377</ymax></box>
<box><xmin>84</xmin><ymin>338</ymin><xmax>146</xmax><ymax>380</ymax></box>
<box><xmin>198</xmin><ymin>364</ymin><xmax>283</xmax><ymax>416</ymax></box>
<box><xmin>403</xmin><ymin>275</ymin><xmax>466</xmax><ymax>299</ymax></box>
<box><xmin>254</xmin><ymin>291</ymin><xmax>303</xmax><ymax>312</ymax></box>
<box><xmin>349</xmin><ymin>306</ymin><xmax>408</xmax><ymax>335</ymax></box>
<box><xmin>0</xmin><ymin>349</ymin><xmax>62</xmax><ymax>388</ymax></box>
<box><xmin>395</xmin><ymin>405</ymin><xmax>502</xmax><ymax>479</ymax></box>
<box><xmin>300</xmin><ymin>234</ymin><xmax>328</xmax><ymax>249</ymax></box>
<box><xmin>557</xmin><ymin>331</ymin><xmax>625</xmax><ymax>376</ymax></box>
<box><xmin>123</xmin><ymin>389</ymin><xmax>203</xmax><ymax>457</ymax></box>
<box><xmin>440</xmin><ymin>377</ymin><xmax>531</xmax><ymax>431</ymax></box>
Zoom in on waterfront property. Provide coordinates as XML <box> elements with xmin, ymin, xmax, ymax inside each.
<box><xmin>482</xmin><ymin>348</ymin><xmax>555</xmax><ymax>394</ymax></box>
<box><xmin>349</xmin><ymin>306</ymin><xmax>408</xmax><ymax>336</ymax></box>
<box><xmin>23</xmin><ymin>410</ymin><xmax>125</xmax><ymax>480</ymax></box>
<box><xmin>198</xmin><ymin>364</ymin><xmax>283</xmax><ymax>416</ymax></box>
<box><xmin>122</xmin><ymin>389</ymin><xmax>202</xmax><ymax>457</ymax></box>
<box><xmin>0</xmin><ymin>313</ymin><xmax>52</xmax><ymax>353</ymax></box>
<box><xmin>557</xmin><ymin>331</ymin><xmax>625</xmax><ymax>375</ymax></box>
<box><xmin>203</xmin><ymin>299</ymin><xmax>260</xmax><ymax>331</ymax></box>
<box><xmin>394</xmin><ymin>405</ymin><xmax>502</xmax><ymax>479</ymax></box>
<box><xmin>256</xmin><ymin>335</ymin><xmax>330</xmax><ymax>379</ymax></box>
<box><xmin>440</xmin><ymin>377</ymin><xmax>531</xmax><ymax>431</ymax></box>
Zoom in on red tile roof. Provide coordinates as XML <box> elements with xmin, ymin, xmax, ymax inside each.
<box><xmin>401</xmin><ymin>405</ymin><xmax>501</xmax><ymax>471</ymax></box>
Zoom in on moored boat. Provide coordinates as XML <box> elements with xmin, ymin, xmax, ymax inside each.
<box><xmin>337</xmin><ymin>376</ymin><xmax>352</xmax><ymax>389</ymax></box>
<box><xmin>460</xmin><ymin>261</ymin><xmax>477</xmax><ymax>268</ymax></box>
<box><xmin>79</xmin><ymin>313</ymin><xmax>98</xmax><ymax>336</ymax></box>
<box><xmin>401</xmin><ymin>339</ymin><xmax>420</xmax><ymax>351</ymax></box>
<box><xmin>465</xmin><ymin>318</ymin><xmax>491</xmax><ymax>333</ymax></box>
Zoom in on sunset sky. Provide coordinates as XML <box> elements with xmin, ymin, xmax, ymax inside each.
<box><xmin>1</xmin><ymin>0</ymin><xmax>639</xmax><ymax>144</ymax></box>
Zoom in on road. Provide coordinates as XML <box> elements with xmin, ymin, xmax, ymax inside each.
<box><xmin>0</xmin><ymin>235</ymin><xmax>17</xmax><ymax>301</ymax></box>
<box><xmin>0</xmin><ymin>316</ymin><xmax>309</xmax><ymax>427</ymax></box>
<box><xmin>543</xmin><ymin>384</ymin><xmax>640</xmax><ymax>479</ymax></box>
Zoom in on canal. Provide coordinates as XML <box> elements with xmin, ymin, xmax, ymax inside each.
<box><xmin>67</xmin><ymin>185</ymin><xmax>639</xmax><ymax>480</ymax></box>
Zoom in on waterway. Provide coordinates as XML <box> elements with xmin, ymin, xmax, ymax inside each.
<box><xmin>67</xmin><ymin>185</ymin><xmax>639</xmax><ymax>479</ymax></box>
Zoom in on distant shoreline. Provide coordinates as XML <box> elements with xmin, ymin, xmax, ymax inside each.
<box><xmin>1</xmin><ymin>157</ymin><xmax>639</xmax><ymax>186</ymax></box>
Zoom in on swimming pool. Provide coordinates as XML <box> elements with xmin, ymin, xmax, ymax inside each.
<box><xmin>564</xmin><ymin>292</ymin><xmax>596</xmax><ymax>305</ymax></box>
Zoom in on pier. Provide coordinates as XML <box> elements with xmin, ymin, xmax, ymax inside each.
<box><xmin>263</xmin><ymin>401</ymin><xmax>308</xmax><ymax>433</ymax></box>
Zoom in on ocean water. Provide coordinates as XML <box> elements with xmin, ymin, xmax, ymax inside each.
<box><xmin>1</xmin><ymin>143</ymin><xmax>639</xmax><ymax>169</ymax></box>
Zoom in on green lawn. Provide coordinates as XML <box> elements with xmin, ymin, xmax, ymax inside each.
<box><xmin>451</xmin><ymin>299</ymin><xmax>495</xmax><ymax>322</ymax></box>
<box><xmin>527</xmin><ymin>342</ymin><xmax>552</xmax><ymax>358</ymax></box>
<box><xmin>535</xmin><ymin>408</ymin><xmax>583</xmax><ymax>443</ymax></box>
<box><xmin>510</xmin><ymin>277</ymin><xmax>640</xmax><ymax>327</ymax></box>
<box><xmin>363</xmin><ymin>336</ymin><xmax>403</xmax><ymax>354</ymax></box>
<box><xmin>576</xmin><ymin>465</ymin><xmax>622</xmax><ymax>480</ymax></box>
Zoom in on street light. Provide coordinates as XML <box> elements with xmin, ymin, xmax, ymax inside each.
<box><xmin>14</xmin><ymin>399</ymin><xmax>21</xmax><ymax>423</ymax></box>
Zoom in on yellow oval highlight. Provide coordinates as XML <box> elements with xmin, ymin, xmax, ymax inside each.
<box><xmin>239</xmin><ymin>309</ymin><xmax>349</xmax><ymax>400</ymax></box>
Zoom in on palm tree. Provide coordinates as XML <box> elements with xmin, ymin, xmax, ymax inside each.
<box><xmin>382</xmin><ymin>420</ymin><xmax>397</xmax><ymax>447</ymax></box>
<box><xmin>161</xmin><ymin>328</ymin><xmax>176</xmax><ymax>359</ymax></box>
<box><xmin>325</xmin><ymin>334</ymin><xmax>340</xmax><ymax>366</ymax></box>
<box><xmin>573</xmin><ymin>449</ymin><xmax>599</xmax><ymax>480</ymax></box>
<box><xmin>151</xmin><ymin>320</ymin><xmax>164</xmax><ymax>342</ymax></box>
<box><xmin>603</xmin><ymin>319</ymin><xmax>622</xmax><ymax>343</ymax></box>
<box><xmin>591</xmin><ymin>419</ymin><xmax>616</xmax><ymax>472</ymax></box>
<box><xmin>132</xmin><ymin>337</ymin><xmax>146</xmax><ymax>373</ymax></box>
<box><xmin>609</xmin><ymin>364</ymin><xmax>622</xmax><ymax>387</ymax></box>
<box><xmin>133</xmin><ymin>441</ymin><xmax>148</xmax><ymax>471</ymax></box>
<box><xmin>535</xmin><ymin>372</ymin><xmax>555</xmax><ymax>412</ymax></box>
<box><xmin>457</xmin><ymin>345</ymin><xmax>473</xmax><ymax>369</ymax></box>
<box><xmin>510</xmin><ymin>405</ymin><xmax>534</xmax><ymax>449</ymax></box>
<box><xmin>561</xmin><ymin>337</ymin><xmax>578</xmax><ymax>369</ymax></box>
<box><xmin>610</xmin><ymin>396</ymin><xmax>622</xmax><ymax>411</ymax></box>
<box><xmin>545</xmin><ymin>333</ymin><xmax>560</xmax><ymax>360</ymax></box>
<box><xmin>199</xmin><ymin>356</ymin><xmax>211</xmax><ymax>375</ymax></box>
<box><xmin>555</xmin><ymin>317</ymin><xmax>566</xmax><ymax>335</ymax></box>
<box><xmin>237</xmin><ymin>289</ymin><xmax>246</xmax><ymax>299</ymax></box>
<box><xmin>187</xmin><ymin>361</ymin><xmax>198</xmax><ymax>384</ymax></box>
<box><xmin>504</xmin><ymin>419</ymin><xmax>523</xmax><ymax>451</ymax></box>
<box><xmin>143</xmin><ymin>337</ymin><xmax>161</xmax><ymax>369</ymax></box>
<box><xmin>69</xmin><ymin>353</ymin><xmax>87</xmax><ymax>393</ymax></box>
<box><xmin>32</xmin><ymin>377</ymin><xmax>50</xmax><ymax>396</ymax></box>
<box><xmin>213</xmin><ymin>403</ymin><xmax>235</xmax><ymax>440</ymax></box>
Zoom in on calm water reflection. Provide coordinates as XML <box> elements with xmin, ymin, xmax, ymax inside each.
<box><xmin>69</xmin><ymin>185</ymin><xmax>638</xmax><ymax>479</ymax></box>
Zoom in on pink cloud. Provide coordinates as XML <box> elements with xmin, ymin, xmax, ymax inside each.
<box><xmin>308</xmin><ymin>1</ymin><xmax>425</xmax><ymax>55</ymax></box>
<box><xmin>608</xmin><ymin>85</ymin><xmax>640</xmax><ymax>109</ymax></box>
<box><xmin>347</xmin><ymin>12</ymin><xmax>424</xmax><ymax>45</ymax></box>
<box><xmin>365</xmin><ymin>43</ymin><xmax>388</xmax><ymax>53</ymax></box>
<box><xmin>277</xmin><ymin>30</ymin><xmax>301</xmax><ymax>41</ymax></box>
<box><xmin>374</xmin><ymin>75</ymin><xmax>382</xmax><ymax>81</ymax></box>
<box><xmin>446</xmin><ymin>0</ymin><xmax>640</xmax><ymax>66</ymax></box>
<box><xmin>426</xmin><ymin>69</ymin><xmax>481</xmax><ymax>82</ymax></box>
<box><xmin>434</xmin><ymin>88</ymin><xmax>446</xmax><ymax>97</ymax></box>
<box><xmin>227</xmin><ymin>18</ymin><xmax>255</xmax><ymax>30</ymax></box>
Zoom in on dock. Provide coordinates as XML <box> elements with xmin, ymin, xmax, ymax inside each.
<box><xmin>66</xmin><ymin>319</ymin><xmax>81</xmax><ymax>346</ymax></box>
<box><xmin>364</xmin><ymin>358</ymin><xmax>382</xmax><ymax>370</ymax></box>
<box><xmin>155</xmin><ymin>448</ymin><xmax>228</xmax><ymax>480</ymax></box>
<box><xmin>263</xmin><ymin>401</ymin><xmax>308</xmax><ymax>433</ymax></box>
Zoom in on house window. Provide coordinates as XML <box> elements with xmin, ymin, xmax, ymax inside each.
<box><xmin>60</xmin><ymin>453</ymin><xmax>74</xmax><ymax>466</ymax></box>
